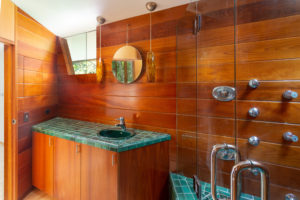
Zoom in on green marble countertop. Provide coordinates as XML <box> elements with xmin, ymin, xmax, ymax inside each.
<box><xmin>32</xmin><ymin>117</ymin><xmax>171</xmax><ymax>153</ymax></box>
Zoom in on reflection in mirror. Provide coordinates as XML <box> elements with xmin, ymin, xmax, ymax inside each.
<box><xmin>112</xmin><ymin>46</ymin><xmax>143</xmax><ymax>84</ymax></box>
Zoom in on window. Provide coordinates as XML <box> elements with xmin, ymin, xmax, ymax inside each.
<box><xmin>65</xmin><ymin>31</ymin><xmax>96</xmax><ymax>74</ymax></box>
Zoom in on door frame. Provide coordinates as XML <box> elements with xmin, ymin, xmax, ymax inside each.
<box><xmin>2</xmin><ymin>41</ymin><xmax>18</xmax><ymax>200</ymax></box>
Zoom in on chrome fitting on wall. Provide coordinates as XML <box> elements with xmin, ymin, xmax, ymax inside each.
<box><xmin>212</xmin><ymin>86</ymin><xmax>236</xmax><ymax>102</ymax></box>
<box><xmin>248</xmin><ymin>79</ymin><xmax>260</xmax><ymax>89</ymax></box>
<box><xmin>285</xmin><ymin>193</ymin><xmax>298</xmax><ymax>200</ymax></box>
<box><xmin>283</xmin><ymin>132</ymin><xmax>299</xmax><ymax>142</ymax></box>
<box><xmin>248</xmin><ymin>107</ymin><xmax>260</xmax><ymax>118</ymax></box>
<box><xmin>248</xmin><ymin>136</ymin><xmax>260</xmax><ymax>146</ymax></box>
<box><xmin>283</xmin><ymin>90</ymin><xmax>298</xmax><ymax>100</ymax></box>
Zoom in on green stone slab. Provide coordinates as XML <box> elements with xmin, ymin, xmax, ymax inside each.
<box><xmin>32</xmin><ymin>117</ymin><xmax>171</xmax><ymax>153</ymax></box>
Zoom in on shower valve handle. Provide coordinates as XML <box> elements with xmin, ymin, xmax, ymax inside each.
<box><xmin>248</xmin><ymin>79</ymin><xmax>260</xmax><ymax>89</ymax></box>
<box><xmin>248</xmin><ymin>107</ymin><xmax>260</xmax><ymax>118</ymax></box>
<box><xmin>283</xmin><ymin>132</ymin><xmax>298</xmax><ymax>142</ymax></box>
<box><xmin>283</xmin><ymin>90</ymin><xmax>298</xmax><ymax>100</ymax></box>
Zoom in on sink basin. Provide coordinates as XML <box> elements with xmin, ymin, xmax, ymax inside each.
<box><xmin>98</xmin><ymin>129</ymin><xmax>135</xmax><ymax>140</ymax></box>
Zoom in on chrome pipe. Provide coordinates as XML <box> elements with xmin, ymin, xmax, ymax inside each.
<box><xmin>231</xmin><ymin>160</ymin><xmax>269</xmax><ymax>200</ymax></box>
<box><xmin>210</xmin><ymin>144</ymin><xmax>240</xmax><ymax>200</ymax></box>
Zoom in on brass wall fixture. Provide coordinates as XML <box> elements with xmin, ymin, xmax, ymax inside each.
<box><xmin>96</xmin><ymin>16</ymin><xmax>105</xmax><ymax>82</ymax></box>
<box><xmin>146</xmin><ymin>2</ymin><xmax>157</xmax><ymax>82</ymax></box>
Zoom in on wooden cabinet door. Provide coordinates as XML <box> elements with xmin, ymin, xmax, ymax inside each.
<box><xmin>0</xmin><ymin>0</ymin><xmax>15</xmax><ymax>42</ymax></box>
<box><xmin>53</xmin><ymin>137</ymin><xmax>80</xmax><ymax>200</ymax></box>
<box><xmin>80</xmin><ymin>144</ymin><xmax>118</xmax><ymax>200</ymax></box>
<box><xmin>32</xmin><ymin>132</ymin><xmax>54</xmax><ymax>196</ymax></box>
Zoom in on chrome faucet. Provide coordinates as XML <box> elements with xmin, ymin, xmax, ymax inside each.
<box><xmin>115</xmin><ymin>117</ymin><xmax>126</xmax><ymax>131</ymax></box>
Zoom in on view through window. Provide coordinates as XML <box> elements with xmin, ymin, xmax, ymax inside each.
<box><xmin>65</xmin><ymin>31</ymin><xmax>97</xmax><ymax>74</ymax></box>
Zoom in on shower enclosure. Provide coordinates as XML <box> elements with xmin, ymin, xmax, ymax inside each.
<box><xmin>176</xmin><ymin>0</ymin><xmax>300</xmax><ymax>199</ymax></box>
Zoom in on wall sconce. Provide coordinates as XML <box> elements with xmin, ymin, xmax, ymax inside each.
<box><xmin>96</xmin><ymin>16</ymin><xmax>106</xmax><ymax>82</ymax></box>
<box><xmin>146</xmin><ymin>2</ymin><xmax>157</xmax><ymax>82</ymax></box>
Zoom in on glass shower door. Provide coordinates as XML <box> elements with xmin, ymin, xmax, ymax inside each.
<box><xmin>176</xmin><ymin>1</ymin><xmax>198</xmax><ymax>177</ymax></box>
<box><xmin>177</xmin><ymin>0</ymin><xmax>237</xmax><ymax>199</ymax></box>
<box><xmin>195</xmin><ymin>0</ymin><xmax>237</xmax><ymax>199</ymax></box>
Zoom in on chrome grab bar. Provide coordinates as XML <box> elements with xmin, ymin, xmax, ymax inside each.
<box><xmin>231</xmin><ymin>160</ymin><xmax>269</xmax><ymax>200</ymax></box>
<box><xmin>211</xmin><ymin>144</ymin><xmax>240</xmax><ymax>200</ymax></box>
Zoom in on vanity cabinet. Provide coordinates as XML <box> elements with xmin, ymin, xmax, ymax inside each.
<box><xmin>53</xmin><ymin>137</ymin><xmax>81</xmax><ymax>200</ymax></box>
<box><xmin>80</xmin><ymin>144</ymin><xmax>118</xmax><ymax>199</ymax></box>
<box><xmin>33</xmin><ymin>132</ymin><xmax>119</xmax><ymax>199</ymax></box>
<box><xmin>32</xmin><ymin>131</ymin><xmax>169</xmax><ymax>200</ymax></box>
<box><xmin>32</xmin><ymin>132</ymin><xmax>54</xmax><ymax>196</ymax></box>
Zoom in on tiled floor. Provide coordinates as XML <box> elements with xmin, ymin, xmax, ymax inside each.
<box><xmin>0</xmin><ymin>143</ymin><xmax>4</xmax><ymax>200</ymax></box>
<box><xmin>170</xmin><ymin>173</ymin><xmax>260</xmax><ymax>200</ymax></box>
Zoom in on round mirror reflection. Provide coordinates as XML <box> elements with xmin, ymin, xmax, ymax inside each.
<box><xmin>112</xmin><ymin>46</ymin><xmax>143</xmax><ymax>84</ymax></box>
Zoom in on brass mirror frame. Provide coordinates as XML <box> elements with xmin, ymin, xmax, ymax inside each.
<box><xmin>112</xmin><ymin>45</ymin><xmax>143</xmax><ymax>84</ymax></box>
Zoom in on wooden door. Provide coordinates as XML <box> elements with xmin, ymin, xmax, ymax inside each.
<box><xmin>32</xmin><ymin>132</ymin><xmax>54</xmax><ymax>196</ymax></box>
<box><xmin>80</xmin><ymin>143</ymin><xmax>118</xmax><ymax>200</ymax></box>
<box><xmin>53</xmin><ymin>137</ymin><xmax>80</xmax><ymax>200</ymax></box>
<box><xmin>0</xmin><ymin>0</ymin><xmax>15</xmax><ymax>43</ymax></box>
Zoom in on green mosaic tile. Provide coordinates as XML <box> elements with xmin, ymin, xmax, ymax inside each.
<box><xmin>170</xmin><ymin>172</ymin><xmax>260</xmax><ymax>200</ymax></box>
<box><xmin>170</xmin><ymin>173</ymin><xmax>198</xmax><ymax>200</ymax></box>
<box><xmin>32</xmin><ymin>117</ymin><xmax>171</xmax><ymax>152</ymax></box>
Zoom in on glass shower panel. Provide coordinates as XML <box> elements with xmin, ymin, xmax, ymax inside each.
<box><xmin>176</xmin><ymin>2</ymin><xmax>198</xmax><ymax>177</ymax></box>
<box><xmin>196</xmin><ymin>0</ymin><xmax>236</xmax><ymax>198</ymax></box>
<box><xmin>177</xmin><ymin>0</ymin><xmax>237</xmax><ymax>198</ymax></box>
<box><xmin>235</xmin><ymin>0</ymin><xmax>300</xmax><ymax>199</ymax></box>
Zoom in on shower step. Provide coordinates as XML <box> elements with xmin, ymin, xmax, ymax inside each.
<box><xmin>169</xmin><ymin>172</ymin><xmax>259</xmax><ymax>200</ymax></box>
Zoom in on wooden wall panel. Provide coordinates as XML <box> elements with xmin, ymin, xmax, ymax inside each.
<box><xmin>236</xmin><ymin>60</ymin><xmax>300</xmax><ymax>81</ymax></box>
<box><xmin>16</xmin><ymin>9</ymin><xmax>58</xmax><ymax>199</ymax></box>
<box><xmin>0</xmin><ymin>0</ymin><xmax>15</xmax><ymax>43</ymax></box>
<box><xmin>57</xmin><ymin>5</ymin><xmax>188</xmax><ymax>172</ymax></box>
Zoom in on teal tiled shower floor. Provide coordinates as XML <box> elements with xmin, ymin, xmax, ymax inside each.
<box><xmin>170</xmin><ymin>173</ymin><xmax>260</xmax><ymax>200</ymax></box>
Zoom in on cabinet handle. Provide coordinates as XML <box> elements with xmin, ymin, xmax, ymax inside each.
<box><xmin>76</xmin><ymin>144</ymin><xmax>80</xmax><ymax>153</ymax></box>
<box><xmin>112</xmin><ymin>155</ymin><xmax>115</xmax><ymax>166</ymax></box>
<box><xmin>48</xmin><ymin>137</ymin><xmax>52</xmax><ymax>147</ymax></box>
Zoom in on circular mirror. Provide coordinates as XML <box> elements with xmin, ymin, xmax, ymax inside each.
<box><xmin>112</xmin><ymin>46</ymin><xmax>143</xmax><ymax>84</ymax></box>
